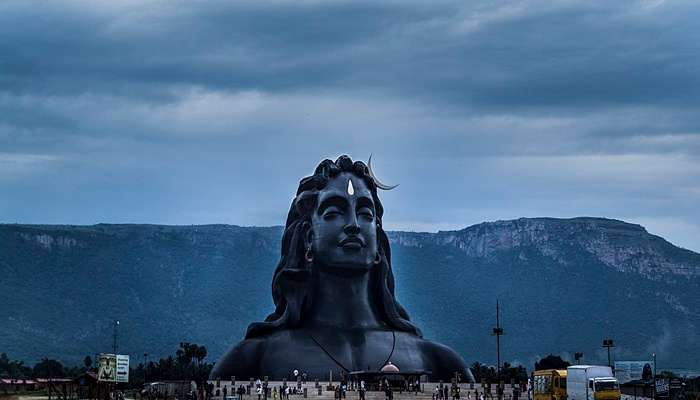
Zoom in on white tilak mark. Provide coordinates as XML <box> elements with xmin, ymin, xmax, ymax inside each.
<box><xmin>347</xmin><ymin>179</ymin><xmax>354</xmax><ymax>196</ymax></box>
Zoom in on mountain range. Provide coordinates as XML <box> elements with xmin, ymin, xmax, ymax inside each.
<box><xmin>1</xmin><ymin>217</ymin><xmax>698</xmax><ymax>372</ymax></box>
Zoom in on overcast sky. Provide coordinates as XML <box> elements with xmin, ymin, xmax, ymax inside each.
<box><xmin>1</xmin><ymin>0</ymin><xmax>699</xmax><ymax>251</ymax></box>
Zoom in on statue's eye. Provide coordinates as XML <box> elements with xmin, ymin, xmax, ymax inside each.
<box><xmin>323</xmin><ymin>206</ymin><xmax>343</xmax><ymax>219</ymax></box>
<box><xmin>358</xmin><ymin>207</ymin><xmax>374</xmax><ymax>220</ymax></box>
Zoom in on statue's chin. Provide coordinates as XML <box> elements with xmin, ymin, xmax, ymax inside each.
<box><xmin>314</xmin><ymin>247</ymin><xmax>376</xmax><ymax>276</ymax></box>
<box><xmin>317</xmin><ymin>261</ymin><xmax>375</xmax><ymax>276</ymax></box>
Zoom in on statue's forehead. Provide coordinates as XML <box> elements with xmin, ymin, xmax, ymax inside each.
<box><xmin>319</xmin><ymin>173</ymin><xmax>371</xmax><ymax>199</ymax></box>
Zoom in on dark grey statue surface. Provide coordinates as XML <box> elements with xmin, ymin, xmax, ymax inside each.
<box><xmin>211</xmin><ymin>155</ymin><xmax>473</xmax><ymax>382</ymax></box>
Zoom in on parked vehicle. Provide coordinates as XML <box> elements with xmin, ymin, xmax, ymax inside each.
<box><xmin>566</xmin><ymin>366</ymin><xmax>620</xmax><ymax>400</ymax></box>
<box><xmin>533</xmin><ymin>369</ymin><xmax>568</xmax><ymax>400</ymax></box>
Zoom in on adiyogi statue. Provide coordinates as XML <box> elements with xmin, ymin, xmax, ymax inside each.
<box><xmin>210</xmin><ymin>155</ymin><xmax>473</xmax><ymax>382</ymax></box>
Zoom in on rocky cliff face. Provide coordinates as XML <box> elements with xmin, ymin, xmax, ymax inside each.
<box><xmin>1</xmin><ymin>218</ymin><xmax>698</xmax><ymax>371</ymax></box>
<box><xmin>389</xmin><ymin>217</ymin><xmax>700</xmax><ymax>281</ymax></box>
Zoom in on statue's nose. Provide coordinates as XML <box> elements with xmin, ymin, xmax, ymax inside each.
<box><xmin>344</xmin><ymin>214</ymin><xmax>360</xmax><ymax>235</ymax></box>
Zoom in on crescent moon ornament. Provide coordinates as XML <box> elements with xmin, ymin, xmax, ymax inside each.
<box><xmin>367</xmin><ymin>154</ymin><xmax>398</xmax><ymax>190</ymax></box>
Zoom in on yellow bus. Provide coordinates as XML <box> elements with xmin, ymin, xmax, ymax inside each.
<box><xmin>534</xmin><ymin>369</ymin><xmax>568</xmax><ymax>400</ymax></box>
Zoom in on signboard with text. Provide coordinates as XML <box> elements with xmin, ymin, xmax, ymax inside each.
<box><xmin>116</xmin><ymin>354</ymin><xmax>129</xmax><ymax>383</ymax></box>
<box><xmin>97</xmin><ymin>354</ymin><xmax>129</xmax><ymax>383</ymax></box>
<box><xmin>656</xmin><ymin>379</ymin><xmax>670</xmax><ymax>397</ymax></box>
<box><xmin>614</xmin><ymin>361</ymin><xmax>653</xmax><ymax>383</ymax></box>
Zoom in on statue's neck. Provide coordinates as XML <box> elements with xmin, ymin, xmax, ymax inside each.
<box><xmin>306</xmin><ymin>267</ymin><xmax>383</xmax><ymax>330</ymax></box>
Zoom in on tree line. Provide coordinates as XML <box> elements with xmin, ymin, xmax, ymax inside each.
<box><xmin>470</xmin><ymin>361</ymin><xmax>528</xmax><ymax>383</ymax></box>
<box><xmin>0</xmin><ymin>342</ymin><xmax>213</xmax><ymax>387</ymax></box>
<box><xmin>0</xmin><ymin>353</ymin><xmax>88</xmax><ymax>379</ymax></box>
<box><xmin>3</xmin><ymin>350</ymin><xmax>619</xmax><ymax>386</ymax></box>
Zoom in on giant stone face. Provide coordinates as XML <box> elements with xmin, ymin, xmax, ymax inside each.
<box><xmin>309</xmin><ymin>172</ymin><xmax>379</xmax><ymax>273</ymax></box>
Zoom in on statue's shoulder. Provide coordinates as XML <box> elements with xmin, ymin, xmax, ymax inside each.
<box><xmin>418</xmin><ymin>339</ymin><xmax>474</xmax><ymax>382</ymax></box>
<box><xmin>210</xmin><ymin>337</ymin><xmax>267</xmax><ymax>379</ymax></box>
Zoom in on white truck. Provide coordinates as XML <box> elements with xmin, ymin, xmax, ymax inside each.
<box><xmin>566</xmin><ymin>365</ymin><xmax>621</xmax><ymax>400</ymax></box>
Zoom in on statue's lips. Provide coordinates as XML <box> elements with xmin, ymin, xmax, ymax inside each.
<box><xmin>339</xmin><ymin>237</ymin><xmax>364</xmax><ymax>249</ymax></box>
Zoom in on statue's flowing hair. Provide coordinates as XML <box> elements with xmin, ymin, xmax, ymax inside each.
<box><xmin>245</xmin><ymin>155</ymin><xmax>422</xmax><ymax>338</ymax></box>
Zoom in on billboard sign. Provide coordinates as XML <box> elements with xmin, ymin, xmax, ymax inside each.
<box><xmin>97</xmin><ymin>354</ymin><xmax>117</xmax><ymax>382</ymax></box>
<box><xmin>614</xmin><ymin>361</ymin><xmax>654</xmax><ymax>383</ymax></box>
<box><xmin>656</xmin><ymin>379</ymin><xmax>670</xmax><ymax>397</ymax></box>
<box><xmin>116</xmin><ymin>355</ymin><xmax>129</xmax><ymax>383</ymax></box>
<box><xmin>97</xmin><ymin>354</ymin><xmax>129</xmax><ymax>383</ymax></box>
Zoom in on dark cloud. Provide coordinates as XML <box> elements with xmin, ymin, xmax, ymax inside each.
<box><xmin>2</xmin><ymin>1</ymin><xmax>698</xmax><ymax>108</ymax></box>
<box><xmin>1</xmin><ymin>0</ymin><xmax>699</xmax><ymax>251</ymax></box>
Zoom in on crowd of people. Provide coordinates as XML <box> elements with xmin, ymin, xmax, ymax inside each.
<box><xmin>140</xmin><ymin>372</ymin><xmax>529</xmax><ymax>400</ymax></box>
<box><xmin>431</xmin><ymin>386</ymin><xmax>523</xmax><ymax>400</ymax></box>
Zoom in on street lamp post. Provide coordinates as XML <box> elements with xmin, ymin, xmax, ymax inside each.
<box><xmin>111</xmin><ymin>320</ymin><xmax>120</xmax><ymax>400</ymax></box>
<box><xmin>602</xmin><ymin>339</ymin><xmax>615</xmax><ymax>369</ymax></box>
<box><xmin>493</xmin><ymin>300</ymin><xmax>505</xmax><ymax>400</ymax></box>
<box><xmin>113</xmin><ymin>320</ymin><xmax>120</xmax><ymax>354</ymax></box>
<box><xmin>652</xmin><ymin>353</ymin><xmax>657</xmax><ymax>400</ymax></box>
<box><xmin>144</xmin><ymin>353</ymin><xmax>149</xmax><ymax>384</ymax></box>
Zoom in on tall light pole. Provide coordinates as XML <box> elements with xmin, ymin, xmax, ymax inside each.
<box><xmin>493</xmin><ymin>300</ymin><xmax>505</xmax><ymax>399</ymax></box>
<box><xmin>602</xmin><ymin>339</ymin><xmax>614</xmax><ymax>369</ymax></box>
<box><xmin>144</xmin><ymin>353</ymin><xmax>149</xmax><ymax>383</ymax></box>
<box><xmin>652</xmin><ymin>353</ymin><xmax>657</xmax><ymax>400</ymax></box>
<box><xmin>113</xmin><ymin>320</ymin><xmax>120</xmax><ymax>354</ymax></box>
